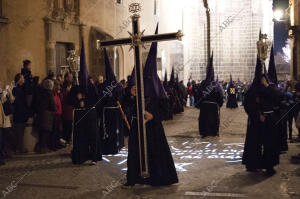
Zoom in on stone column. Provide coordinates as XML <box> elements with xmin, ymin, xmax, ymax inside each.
<box><xmin>45</xmin><ymin>18</ymin><xmax>56</xmax><ymax>73</ymax></box>
<box><xmin>46</xmin><ymin>40</ymin><xmax>56</xmax><ymax>73</ymax></box>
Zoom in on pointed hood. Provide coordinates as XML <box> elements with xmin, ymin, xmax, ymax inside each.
<box><xmin>229</xmin><ymin>73</ymin><xmax>235</xmax><ymax>88</ymax></box>
<box><xmin>127</xmin><ymin>66</ymin><xmax>135</xmax><ymax>88</ymax></box>
<box><xmin>164</xmin><ymin>70</ymin><xmax>168</xmax><ymax>83</ymax></box>
<box><xmin>143</xmin><ymin>24</ymin><xmax>158</xmax><ymax>75</ymax></box>
<box><xmin>238</xmin><ymin>77</ymin><xmax>242</xmax><ymax>87</ymax></box>
<box><xmin>251</xmin><ymin>56</ymin><xmax>269</xmax><ymax>91</ymax></box>
<box><xmin>143</xmin><ymin>24</ymin><xmax>167</xmax><ymax>98</ymax></box>
<box><xmin>253</xmin><ymin>56</ymin><xmax>263</xmax><ymax>85</ymax></box>
<box><xmin>104</xmin><ymin>48</ymin><xmax>117</xmax><ymax>83</ymax></box>
<box><xmin>170</xmin><ymin>67</ymin><xmax>175</xmax><ymax>84</ymax></box>
<box><xmin>205</xmin><ymin>52</ymin><xmax>214</xmax><ymax>83</ymax></box>
<box><xmin>267</xmin><ymin>45</ymin><xmax>278</xmax><ymax>85</ymax></box>
<box><xmin>216</xmin><ymin>75</ymin><xmax>219</xmax><ymax>83</ymax></box>
<box><xmin>79</xmin><ymin>39</ymin><xmax>89</xmax><ymax>94</ymax></box>
<box><xmin>163</xmin><ymin>70</ymin><xmax>168</xmax><ymax>88</ymax></box>
<box><xmin>176</xmin><ymin>73</ymin><xmax>179</xmax><ymax>83</ymax></box>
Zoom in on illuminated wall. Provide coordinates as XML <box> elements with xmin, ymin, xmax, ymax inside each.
<box><xmin>183</xmin><ymin>0</ymin><xmax>274</xmax><ymax>82</ymax></box>
<box><xmin>289</xmin><ymin>0</ymin><xmax>300</xmax><ymax>80</ymax></box>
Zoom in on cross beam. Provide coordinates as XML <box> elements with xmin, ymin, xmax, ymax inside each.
<box><xmin>97</xmin><ymin>3</ymin><xmax>183</xmax><ymax>178</ymax></box>
<box><xmin>97</xmin><ymin>32</ymin><xmax>183</xmax><ymax>48</ymax></box>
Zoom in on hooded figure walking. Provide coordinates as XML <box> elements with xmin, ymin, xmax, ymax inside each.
<box><xmin>99</xmin><ymin>49</ymin><xmax>125</xmax><ymax>155</ymax></box>
<box><xmin>242</xmin><ymin>57</ymin><xmax>284</xmax><ymax>175</ymax></box>
<box><xmin>123</xmin><ymin>25</ymin><xmax>178</xmax><ymax>187</ymax></box>
<box><xmin>195</xmin><ymin>53</ymin><xmax>224</xmax><ymax>138</ymax></box>
<box><xmin>226</xmin><ymin>74</ymin><xmax>238</xmax><ymax>109</ymax></box>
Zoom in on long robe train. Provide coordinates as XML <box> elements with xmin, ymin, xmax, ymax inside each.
<box><xmin>242</xmin><ymin>86</ymin><xmax>282</xmax><ymax>170</ymax></box>
<box><xmin>199</xmin><ymin>102</ymin><xmax>220</xmax><ymax>137</ymax></box>
<box><xmin>261</xmin><ymin>113</ymin><xmax>280</xmax><ymax>168</ymax></box>
<box><xmin>242</xmin><ymin>118</ymin><xmax>263</xmax><ymax>169</ymax></box>
<box><xmin>277</xmin><ymin>107</ymin><xmax>288</xmax><ymax>152</ymax></box>
<box><xmin>100</xmin><ymin>106</ymin><xmax>124</xmax><ymax>155</ymax></box>
<box><xmin>126</xmin><ymin>98</ymin><xmax>178</xmax><ymax>186</ymax></box>
<box><xmin>226</xmin><ymin>87</ymin><xmax>238</xmax><ymax>109</ymax></box>
<box><xmin>72</xmin><ymin>107</ymin><xmax>102</xmax><ymax>164</ymax></box>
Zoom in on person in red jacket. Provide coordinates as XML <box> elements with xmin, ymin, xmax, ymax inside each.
<box><xmin>61</xmin><ymin>80</ymin><xmax>74</xmax><ymax>145</ymax></box>
<box><xmin>187</xmin><ymin>82</ymin><xmax>194</xmax><ymax>106</ymax></box>
<box><xmin>50</xmin><ymin>80</ymin><xmax>64</xmax><ymax>150</ymax></box>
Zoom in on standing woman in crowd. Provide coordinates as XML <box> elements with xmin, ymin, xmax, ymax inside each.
<box><xmin>51</xmin><ymin>80</ymin><xmax>64</xmax><ymax>150</ymax></box>
<box><xmin>35</xmin><ymin>80</ymin><xmax>56</xmax><ymax>153</ymax></box>
<box><xmin>12</xmin><ymin>74</ymin><xmax>29</xmax><ymax>153</ymax></box>
<box><xmin>0</xmin><ymin>82</ymin><xmax>15</xmax><ymax>165</ymax></box>
<box><xmin>61</xmin><ymin>72</ymin><xmax>75</xmax><ymax>144</ymax></box>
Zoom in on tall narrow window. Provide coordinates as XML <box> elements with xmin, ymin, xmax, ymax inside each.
<box><xmin>154</xmin><ymin>0</ymin><xmax>157</xmax><ymax>15</ymax></box>
<box><xmin>116</xmin><ymin>0</ymin><xmax>122</xmax><ymax>5</ymax></box>
<box><xmin>0</xmin><ymin>0</ymin><xmax>10</xmax><ymax>24</ymax></box>
<box><xmin>0</xmin><ymin>0</ymin><xmax>3</xmax><ymax>17</ymax></box>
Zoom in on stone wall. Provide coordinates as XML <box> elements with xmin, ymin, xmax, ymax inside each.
<box><xmin>183</xmin><ymin>0</ymin><xmax>274</xmax><ymax>83</ymax></box>
<box><xmin>289</xmin><ymin>0</ymin><xmax>300</xmax><ymax>80</ymax></box>
<box><xmin>2</xmin><ymin>0</ymin><xmax>275</xmax><ymax>85</ymax></box>
<box><xmin>0</xmin><ymin>0</ymin><xmax>49</xmax><ymax>84</ymax></box>
<box><xmin>0</xmin><ymin>0</ymin><xmax>178</xmax><ymax>84</ymax></box>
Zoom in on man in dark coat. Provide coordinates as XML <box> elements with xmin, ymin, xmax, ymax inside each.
<box><xmin>242</xmin><ymin>57</ymin><xmax>284</xmax><ymax>175</ymax></box>
<box><xmin>21</xmin><ymin>60</ymin><xmax>33</xmax><ymax>95</ymax></box>
<box><xmin>12</xmin><ymin>74</ymin><xmax>29</xmax><ymax>153</ymax></box>
<box><xmin>195</xmin><ymin>53</ymin><xmax>224</xmax><ymax>138</ymax></box>
<box><xmin>123</xmin><ymin>25</ymin><xmax>178</xmax><ymax>187</ymax></box>
<box><xmin>35</xmin><ymin>79</ymin><xmax>56</xmax><ymax>153</ymax></box>
<box><xmin>226</xmin><ymin>74</ymin><xmax>238</xmax><ymax>109</ymax></box>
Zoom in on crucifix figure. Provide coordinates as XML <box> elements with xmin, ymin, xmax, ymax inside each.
<box><xmin>96</xmin><ymin>3</ymin><xmax>183</xmax><ymax>178</ymax></box>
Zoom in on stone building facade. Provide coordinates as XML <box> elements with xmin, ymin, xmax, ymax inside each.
<box><xmin>183</xmin><ymin>0</ymin><xmax>274</xmax><ymax>82</ymax></box>
<box><xmin>289</xmin><ymin>0</ymin><xmax>300</xmax><ymax>80</ymax></box>
<box><xmin>0</xmin><ymin>0</ymin><xmax>276</xmax><ymax>85</ymax></box>
<box><xmin>0</xmin><ymin>0</ymin><xmax>169</xmax><ymax>85</ymax></box>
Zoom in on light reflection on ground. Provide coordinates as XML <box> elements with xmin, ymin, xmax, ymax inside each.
<box><xmin>102</xmin><ymin>140</ymin><xmax>244</xmax><ymax>172</ymax></box>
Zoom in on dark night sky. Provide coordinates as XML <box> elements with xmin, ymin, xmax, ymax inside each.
<box><xmin>273</xmin><ymin>0</ymin><xmax>289</xmax><ymax>54</ymax></box>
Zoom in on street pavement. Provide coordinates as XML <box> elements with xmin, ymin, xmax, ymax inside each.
<box><xmin>0</xmin><ymin>106</ymin><xmax>299</xmax><ymax>199</ymax></box>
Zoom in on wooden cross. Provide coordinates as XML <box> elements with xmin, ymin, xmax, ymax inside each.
<box><xmin>97</xmin><ymin>3</ymin><xmax>183</xmax><ymax>178</ymax></box>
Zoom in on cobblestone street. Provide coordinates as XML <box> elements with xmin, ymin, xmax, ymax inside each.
<box><xmin>0</xmin><ymin>106</ymin><xmax>300</xmax><ymax>199</ymax></box>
